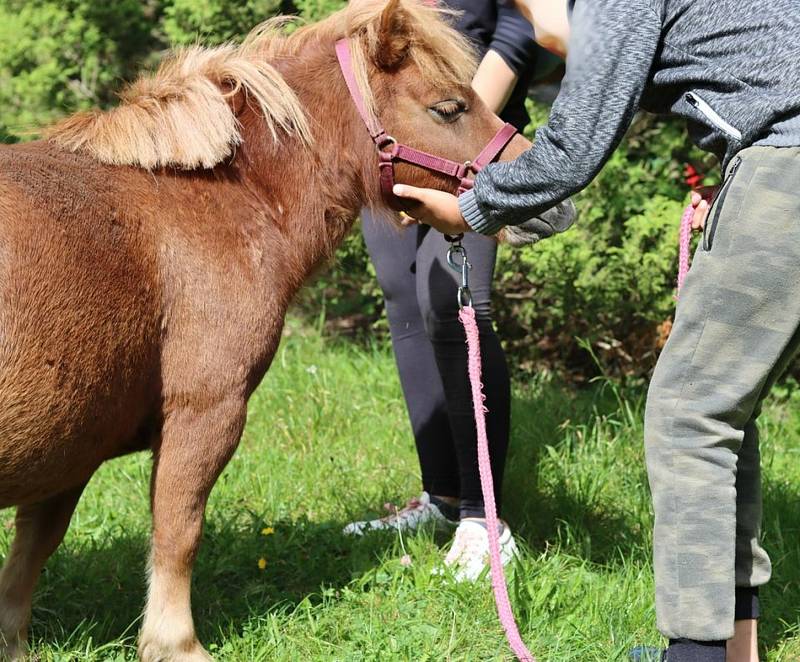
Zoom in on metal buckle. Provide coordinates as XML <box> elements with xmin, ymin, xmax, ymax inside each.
<box><xmin>377</xmin><ymin>135</ymin><xmax>397</xmax><ymax>154</ymax></box>
<box><xmin>446</xmin><ymin>241</ymin><xmax>473</xmax><ymax>309</ymax></box>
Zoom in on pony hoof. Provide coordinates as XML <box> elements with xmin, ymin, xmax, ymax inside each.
<box><xmin>0</xmin><ymin>639</ymin><xmax>28</xmax><ymax>662</ymax></box>
<box><xmin>138</xmin><ymin>639</ymin><xmax>214</xmax><ymax>662</ymax></box>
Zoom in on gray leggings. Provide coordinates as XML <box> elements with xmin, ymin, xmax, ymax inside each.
<box><xmin>362</xmin><ymin>211</ymin><xmax>511</xmax><ymax>518</ymax></box>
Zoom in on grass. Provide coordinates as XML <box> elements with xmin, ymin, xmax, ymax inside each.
<box><xmin>2</xmin><ymin>319</ymin><xmax>799</xmax><ymax>661</ymax></box>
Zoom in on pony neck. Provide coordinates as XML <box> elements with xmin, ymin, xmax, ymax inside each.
<box><xmin>229</xmin><ymin>41</ymin><xmax>381</xmax><ymax>279</ymax></box>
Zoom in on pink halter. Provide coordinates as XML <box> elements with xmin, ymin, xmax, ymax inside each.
<box><xmin>335</xmin><ymin>38</ymin><xmax>518</xmax><ymax>209</ymax></box>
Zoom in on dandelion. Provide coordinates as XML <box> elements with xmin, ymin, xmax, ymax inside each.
<box><xmin>400</xmin><ymin>554</ymin><xmax>412</xmax><ymax>567</ymax></box>
<box><xmin>261</xmin><ymin>526</ymin><xmax>275</xmax><ymax>536</ymax></box>
<box><xmin>258</xmin><ymin>557</ymin><xmax>267</xmax><ymax>570</ymax></box>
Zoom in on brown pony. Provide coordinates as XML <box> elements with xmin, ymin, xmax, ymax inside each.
<box><xmin>0</xmin><ymin>0</ymin><xmax>530</xmax><ymax>659</ymax></box>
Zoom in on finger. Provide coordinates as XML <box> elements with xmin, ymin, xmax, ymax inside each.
<box><xmin>392</xmin><ymin>184</ymin><xmax>427</xmax><ymax>203</ymax></box>
<box><xmin>399</xmin><ymin>212</ymin><xmax>418</xmax><ymax>227</ymax></box>
<box><xmin>692</xmin><ymin>200</ymin><xmax>708</xmax><ymax>231</ymax></box>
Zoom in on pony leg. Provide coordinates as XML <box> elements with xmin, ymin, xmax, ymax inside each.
<box><xmin>138</xmin><ymin>398</ymin><xmax>245</xmax><ymax>662</ymax></box>
<box><xmin>0</xmin><ymin>484</ymin><xmax>86</xmax><ymax>660</ymax></box>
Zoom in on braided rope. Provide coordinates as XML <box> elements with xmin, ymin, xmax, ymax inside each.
<box><xmin>458</xmin><ymin>305</ymin><xmax>536</xmax><ymax>662</ymax></box>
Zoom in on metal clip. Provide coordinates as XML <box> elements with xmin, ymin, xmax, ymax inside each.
<box><xmin>446</xmin><ymin>241</ymin><xmax>473</xmax><ymax>309</ymax></box>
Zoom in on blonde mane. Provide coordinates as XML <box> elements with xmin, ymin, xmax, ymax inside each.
<box><xmin>48</xmin><ymin>0</ymin><xmax>477</xmax><ymax>171</ymax></box>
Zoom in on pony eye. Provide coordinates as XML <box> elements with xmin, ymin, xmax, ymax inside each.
<box><xmin>429</xmin><ymin>100</ymin><xmax>467</xmax><ymax>122</ymax></box>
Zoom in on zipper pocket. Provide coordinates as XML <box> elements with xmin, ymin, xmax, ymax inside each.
<box><xmin>703</xmin><ymin>156</ymin><xmax>742</xmax><ymax>251</ymax></box>
<box><xmin>685</xmin><ymin>92</ymin><xmax>743</xmax><ymax>141</ymax></box>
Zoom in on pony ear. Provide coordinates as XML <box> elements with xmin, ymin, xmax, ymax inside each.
<box><xmin>373</xmin><ymin>0</ymin><xmax>412</xmax><ymax>69</ymax></box>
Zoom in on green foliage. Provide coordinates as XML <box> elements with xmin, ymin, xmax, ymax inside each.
<box><xmin>292</xmin><ymin>0</ymin><xmax>346</xmax><ymax>22</ymax></box>
<box><xmin>161</xmin><ymin>0</ymin><xmax>283</xmax><ymax>45</ymax></box>
<box><xmin>490</xmin><ymin>109</ymin><xmax>712</xmax><ymax>376</ymax></box>
<box><xmin>0</xmin><ymin>0</ymin><xmax>157</xmax><ymax>131</ymax></box>
<box><xmin>0</xmin><ymin>0</ymin><xmax>345</xmax><ymax>134</ymax></box>
<box><xmin>0</xmin><ymin>124</ymin><xmax>18</xmax><ymax>144</ymax></box>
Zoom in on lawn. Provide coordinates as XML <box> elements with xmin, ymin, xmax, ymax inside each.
<box><xmin>2</xmin><ymin>320</ymin><xmax>799</xmax><ymax>661</ymax></box>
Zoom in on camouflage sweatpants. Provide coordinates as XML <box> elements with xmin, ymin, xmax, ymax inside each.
<box><xmin>645</xmin><ymin>145</ymin><xmax>800</xmax><ymax>641</ymax></box>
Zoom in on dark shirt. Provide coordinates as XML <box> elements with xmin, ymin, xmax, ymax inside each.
<box><xmin>448</xmin><ymin>0</ymin><xmax>539</xmax><ymax>131</ymax></box>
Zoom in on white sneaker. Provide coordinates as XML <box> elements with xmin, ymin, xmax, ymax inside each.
<box><xmin>343</xmin><ymin>491</ymin><xmax>456</xmax><ymax>536</ymax></box>
<box><xmin>440</xmin><ymin>519</ymin><xmax>519</xmax><ymax>582</ymax></box>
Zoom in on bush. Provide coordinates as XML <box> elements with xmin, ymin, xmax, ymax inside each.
<box><xmin>162</xmin><ymin>0</ymin><xmax>283</xmax><ymax>45</ymax></box>
<box><xmin>0</xmin><ymin>124</ymin><xmax>18</xmax><ymax>144</ymax></box>
<box><xmin>0</xmin><ymin>0</ymin><xmax>344</xmax><ymax>134</ymax></box>
<box><xmin>0</xmin><ymin>0</ymin><xmax>157</xmax><ymax>132</ymax></box>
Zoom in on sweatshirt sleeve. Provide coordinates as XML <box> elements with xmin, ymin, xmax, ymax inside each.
<box><xmin>460</xmin><ymin>0</ymin><xmax>662</xmax><ymax>235</ymax></box>
<box><xmin>488</xmin><ymin>4</ymin><xmax>538</xmax><ymax>76</ymax></box>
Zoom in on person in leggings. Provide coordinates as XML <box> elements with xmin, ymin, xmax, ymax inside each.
<box><xmin>343</xmin><ymin>0</ymin><xmax>558</xmax><ymax>581</ymax></box>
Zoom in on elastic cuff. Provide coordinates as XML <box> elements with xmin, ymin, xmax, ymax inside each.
<box><xmin>735</xmin><ymin>586</ymin><xmax>760</xmax><ymax>620</ymax></box>
<box><xmin>458</xmin><ymin>189</ymin><xmax>505</xmax><ymax>236</ymax></box>
<box><xmin>459</xmin><ymin>501</ymin><xmax>486</xmax><ymax>520</ymax></box>
<box><xmin>667</xmin><ymin>639</ymin><xmax>726</xmax><ymax>662</ymax></box>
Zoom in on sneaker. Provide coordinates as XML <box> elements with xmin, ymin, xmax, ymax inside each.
<box><xmin>439</xmin><ymin>519</ymin><xmax>518</xmax><ymax>582</ymax></box>
<box><xmin>629</xmin><ymin>646</ymin><xmax>665</xmax><ymax>662</ymax></box>
<box><xmin>343</xmin><ymin>491</ymin><xmax>456</xmax><ymax>536</ymax></box>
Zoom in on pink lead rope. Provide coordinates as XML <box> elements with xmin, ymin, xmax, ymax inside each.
<box><xmin>448</xmin><ymin>241</ymin><xmax>536</xmax><ymax>662</ymax></box>
<box><xmin>457</xmin><ymin>196</ymin><xmax>694</xmax><ymax>661</ymax></box>
<box><xmin>677</xmin><ymin>202</ymin><xmax>694</xmax><ymax>295</ymax></box>
<box><xmin>460</xmin><ymin>305</ymin><xmax>536</xmax><ymax>662</ymax></box>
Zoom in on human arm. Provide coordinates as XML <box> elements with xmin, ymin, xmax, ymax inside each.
<box><xmin>471</xmin><ymin>2</ymin><xmax>538</xmax><ymax>113</ymax></box>
<box><xmin>471</xmin><ymin>50</ymin><xmax>518</xmax><ymax>114</ymax></box>
<box><xmin>396</xmin><ymin>0</ymin><xmax>662</xmax><ymax>236</ymax></box>
<box><xmin>460</xmin><ymin>0</ymin><xmax>662</xmax><ymax>235</ymax></box>
<box><xmin>514</xmin><ymin>0</ymin><xmax>571</xmax><ymax>58</ymax></box>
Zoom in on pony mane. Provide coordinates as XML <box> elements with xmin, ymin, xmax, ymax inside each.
<box><xmin>48</xmin><ymin>44</ymin><xmax>311</xmax><ymax>170</ymax></box>
<box><xmin>48</xmin><ymin>0</ymin><xmax>476</xmax><ymax>171</ymax></box>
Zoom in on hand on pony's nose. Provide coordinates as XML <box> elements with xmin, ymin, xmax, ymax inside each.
<box><xmin>392</xmin><ymin>184</ymin><xmax>472</xmax><ymax>236</ymax></box>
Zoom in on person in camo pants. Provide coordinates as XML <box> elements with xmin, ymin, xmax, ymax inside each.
<box><xmin>390</xmin><ymin>0</ymin><xmax>800</xmax><ymax>661</ymax></box>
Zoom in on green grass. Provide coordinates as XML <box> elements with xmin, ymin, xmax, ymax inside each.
<box><xmin>2</xmin><ymin>320</ymin><xmax>799</xmax><ymax>661</ymax></box>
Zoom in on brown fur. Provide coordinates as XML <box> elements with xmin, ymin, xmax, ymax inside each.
<box><xmin>0</xmin><ymin>0</ymin><xmax>530</xmax><ymax>659</ymax></box>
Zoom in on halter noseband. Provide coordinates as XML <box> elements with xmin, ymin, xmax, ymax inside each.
<box><xmin>335</xmin><ymin>38</ymin><xmax>518</xmax><ymax>210</ymax></box>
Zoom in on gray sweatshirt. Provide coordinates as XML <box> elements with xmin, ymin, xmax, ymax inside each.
<box><xmin>460</xmin><ymin>0</ymin><xmax>800</xmax><ymax>236</ymax></box>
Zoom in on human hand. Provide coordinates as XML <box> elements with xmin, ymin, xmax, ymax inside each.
<box><xmin>690</xmin><ymin>186</ymin><xmax>719</xmax><ymax>231</ymax></box>
<box><xmin>392</xmin><ymin>185</ymin><xmax>472</xmax><ymax>236</ymax></box>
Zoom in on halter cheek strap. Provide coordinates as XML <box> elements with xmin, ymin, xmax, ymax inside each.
<box><xmin>335</xmin><ymin>38</ymin><xmax>517</xmax><ymax>208</ymax></box>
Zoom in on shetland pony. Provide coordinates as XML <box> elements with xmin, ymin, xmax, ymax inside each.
<box><xmin>0</xmin><ymin>0</ymin><xmax>530</xmax><ymax>658</ymax></box>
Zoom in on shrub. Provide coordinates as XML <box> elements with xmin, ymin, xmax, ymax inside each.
<box><xmin>161</xmin><ymin>0</ymin><xmax>283</xmax><ymax>45</ymax></box>
<box><xmin>0</xmin><ymin>0</ymin><xmax>157</xmax><ymax>132</ymax></box>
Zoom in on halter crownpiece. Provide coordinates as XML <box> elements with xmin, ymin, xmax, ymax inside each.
<box><xmin>335</xmin><ymin>38</ymin><xmax>518</xmax><ymax>209</ymax></box>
